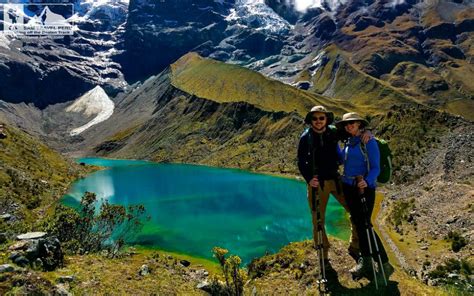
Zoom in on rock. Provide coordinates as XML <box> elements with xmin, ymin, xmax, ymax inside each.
<box><xmin>13</xmin><ymin>255</ymin><xmax>29</xmax><ymax>267</ymax></box>
<box><xmin>139</xmin><ymin>264</ymin><xmax>150</xmax><ymax>276</ymax></box>
<box><xmin>197</xmin><ymin>280</ymin><xmax>212</xmax><ymax>293</ymax></box>
<box><xmin>56</xmin><ymin>276</ymin><xmax>75</xmax><ymax>283</ymax></box>
<box><xmin>25</xmin><ymin>240</ymin><xmax>40</xmax><ymax>261</ymax></box>
<box><xmin>446</xmin><ymin>216</ymin><xmax>459</xmax><ymax>224</ymax></box>
<box><xmin>0</xmin><ymin>214</ymin><xmax>12</xmax><ymax>221</ymax></box>
<box><xmin>180</xmin><ymin>260</ymin><xmax>191</xmax><ymax>267</ymax></box>
<box><xmin>9</xmin><ymin>252</ymin><xmax>20</xmax><ymax>261</ymax></box>
<box><xmin>0</xmin><ymin>264</ymin><xmax>14</xmax><ymax>273</ymax></box>
<box><xmin>420</xmin><ymin>246</ymin><xmax>428</xmax><ymax>250</ymax></box>
<box><xmin>37</xmin><ymin>237</ymin><xmax>63</xmax><ymax>271</ymax></box>
<box><xmin>16</xmin><ymin>232</ymin><xmax>47</xmax><ymax>240</ymax></box>
<box><xmin>0</xmin><ymin>233</ymin><xmax>7</xmax><ymax>244</ymax></box>
<box><xmin>55</xmin><ymin>284</ymin><xmax>72</xmax><ymax>296</ymax></box>
<box><xmin>448</xmin><ymin>273</ymin><xmax>459</xmax><ymax>280</ymax></box>
<box><xmin>427</xmin><ymin>278</ymin><xmax>439</xmax><ymax>286</ymax></box>
<box><xmin>9</xmin><ymin>236</ymin><xmax>63</xmax><ymax>271</ymax></box>
<box><xmin>8</xmin><ymin>241</ymin><xmax>28</xmax><ymax>251</ymax></box>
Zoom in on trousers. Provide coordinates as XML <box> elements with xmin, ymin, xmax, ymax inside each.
<box><xmin>307</xmin><ymin>179</ymin><xmax>359</xmax><ymax>259</ymax></box>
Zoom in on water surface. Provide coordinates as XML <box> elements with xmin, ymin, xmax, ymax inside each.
<box><xmin>63</xmin><ymin>158</ymin><xmax>350</xmax><ymax>263</ymax></box>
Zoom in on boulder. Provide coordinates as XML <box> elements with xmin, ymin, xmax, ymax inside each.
<box><xmin>16</xmin><ymin>232</ymin><xmax>47</xmax><ymax>240</ymax></box>
<box><xmin>38</xmin><ymin>237</ymin><xmax>64</xmax><ymax>271</ymax></box>
<box><xmin>9</xmin><ymin>241</ymin><xmax>29</xmax><ymax>251</ymax></box>
<box><xmin>180</xmin><ymin>260</ymin><xmax>191</xmax><ymax>267</ymax></box>
<box><xmin>13</xmin><ymin>255</ymin><xmax>29</xmax><ymax>267</ymax></box>
<box><xmin>139</xmin><ymin>264</ymin><xmax>150</xmax><ymax>276</ymax></box>
<box><xmin>0</xmin><ymin>213</ymin><xmax>12</xmax><ymax>221</ymax></box>
<box><xmin>0</xmin><ymin>264</ymin><xmax>14</xmax><ymax>273</ymax></box>
<box><xmin>9</xmin><ymin>235</ymin><xmax>63</xmax><ymax>271</ymax></box>
<box><xmin>196</xmin><ymin>280</ymin><xmax>212</xmax><ymax>293</ymax></box>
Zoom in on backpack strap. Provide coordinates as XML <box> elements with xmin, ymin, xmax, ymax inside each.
<box><xmin>359</xmin><ymin>140</ymin><xmax>370</xmax><ymax>176</ymax></box>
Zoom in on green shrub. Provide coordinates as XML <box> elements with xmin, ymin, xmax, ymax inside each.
<box><xmin>212</xmin><ymin>247</ymin><xmax>246</xmax><ymax>296</ymax></box>
<box><xmin>445</xmin><ymin>231</ymin><xmax>468</xmax><ymax>252</ymax></box>
<box><xmin>44</xmin><ymin>191</ymin><xmax>148</xmax><ymax>257</ymax></box>
<box><xmin>389</xmin><ymin>198</ymin><xmax>415</xmax><ymax>227</ymax></box>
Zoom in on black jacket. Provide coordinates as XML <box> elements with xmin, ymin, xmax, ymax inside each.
<box><xmin>297</xmin><ymin>126</ymin><xmax>346</xmax><ymax>183</ymax></box>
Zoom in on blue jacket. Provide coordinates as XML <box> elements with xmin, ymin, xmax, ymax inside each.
<box><xmin>342</xmin><ymin>137</ymin><xmax>380</xmax><ymax>188</ymax></box>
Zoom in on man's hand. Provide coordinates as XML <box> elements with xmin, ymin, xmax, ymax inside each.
<box><xmin>361</xmin><ymin>130</ymin><xmax>373</xmax><ymax>144</ymax></box>
<box><xmin>309</xmin><ymin>176</ymin><xmax>319</xmax><ymax>188</ymax></box>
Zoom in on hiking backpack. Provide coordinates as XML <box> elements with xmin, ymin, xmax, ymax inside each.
<box><xmin>360</xmin><ymin>138</ymin><xmax>393</xmax><ymax>184</ymax></box>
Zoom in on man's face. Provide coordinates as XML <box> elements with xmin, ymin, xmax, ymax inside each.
<box><xmin>311</xmin><ymin>112</ymin><xmax>327</xmax><ymax>132</ymax></box>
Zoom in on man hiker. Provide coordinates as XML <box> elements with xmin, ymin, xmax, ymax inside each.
<box><xmin>297</xmin><ymin>106</ymin><xmax>367</xmax><ymax>266</ymax></box>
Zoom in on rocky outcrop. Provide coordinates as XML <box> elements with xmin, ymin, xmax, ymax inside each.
<box><xmin>8</xmin><ymin>233</ymin><xmax>63</xmax><ymax>271</ymax></box>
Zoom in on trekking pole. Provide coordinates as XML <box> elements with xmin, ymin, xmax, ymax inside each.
<box><xmin>355</xmin><ymin>176</ymin><xmax>387</xmax><ymax>289</ymax></box>
<box><xmin>308</xmin><ymin>132</ymin><xmax>327</xmax><ymax>293</ymax></box>
<box><xmin>311</xmin><ymin>182</ymin><xmax>328</xmax><ymax>293</ymax></box>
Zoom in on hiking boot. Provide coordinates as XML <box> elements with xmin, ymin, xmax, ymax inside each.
<box><xmin>350</xmin><ymin>256</ymin><xmax>373</xmax><ymax>279</ymax></box>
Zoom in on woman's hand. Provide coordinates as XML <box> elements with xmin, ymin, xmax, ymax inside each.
<box><xmin>361</xmin><ymin>130</ymin><xmax>373</xmax><ymax>144</ymax></box>
<box><xmin>309</xmin><ymin>176</ymin><xmax>319</xmax><ymax>188</ymax></box>
<box><xmin>357</xmin><ymin>179</ymin><xmax>368</xmax><ymax>189</ymax></box>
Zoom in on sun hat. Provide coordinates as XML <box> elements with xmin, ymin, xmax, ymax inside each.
<box><xmin>304</xmin><ymin>105</ymin><xmax>334</xmax><ymax>125</ymax></box>
<box><xmin>335</xmin><ymin>112</ymin><xmax>369</xmax><ymax>130</ymax></box>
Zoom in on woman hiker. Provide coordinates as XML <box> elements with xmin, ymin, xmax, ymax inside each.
<box><xmin>297</xmin><ymin>106</ymin><xmax>364</xmax><ymax>267</ymax></box>
<box><xmin>336</xmin><ymin>112</ymin><xmax>392</xmax><ymax>279</ymax></box>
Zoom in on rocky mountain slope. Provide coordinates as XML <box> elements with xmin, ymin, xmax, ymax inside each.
<box><xmin>117</xmin><ymin>0</ymin><xmax>474</xmax><ymax>119</ymax></box>
<box><xmin>1</xmin><ymin>0</ymin><xmax>472</xmax><ymax>120</ymax></box>
<box><xmin>0</xmin><ymin>0</ymin><xmax>128</xmax><ymax>108</ymax></box>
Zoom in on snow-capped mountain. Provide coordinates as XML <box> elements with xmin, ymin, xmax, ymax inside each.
<box><xmin>0</xmin><ymin>0</ymin><xmax>128</xmax><ymax>108</ymax></box>
<box><xmin>0</xmin><ymin>0</ymin><xmax>473</xmax><ymax>116</ymax></box>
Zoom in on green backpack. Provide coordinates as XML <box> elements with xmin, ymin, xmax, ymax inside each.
<box><xmin>360</xmin><ymin>138</ymin><xmax>393</xmax><ymax>184</ymax></box>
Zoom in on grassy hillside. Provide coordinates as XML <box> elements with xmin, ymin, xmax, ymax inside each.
<box><xmin>307</xmin><ymin>46</ymin><xmax>414</xmax><ymax>115</ymax></box>
<box><xmin>170</xmin><ymin>52</ymin><xmax>346</xmax><ymax>116</ymax></box>
<box><xmin>0</xmin><ymin>123</ymin><xmax>91</xmax><ymax>234</ymax></box>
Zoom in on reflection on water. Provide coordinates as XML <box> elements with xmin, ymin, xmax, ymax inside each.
<box><xmin>63</xmin><ymin>158</ymin><xmax>350</xmax><ymax>263</ymax></box>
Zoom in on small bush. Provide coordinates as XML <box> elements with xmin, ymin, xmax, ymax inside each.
<box><xmin>44</xmin><ymin>191</ymin><xmax>148</xmax><ymax>257</ymax></box>
<box><xmin>445</xmin><ymin>231</ymin><xmax>468</xmax><ymax>252</ymax></box>
<box><xmin>389</xmin><ymin>198</ymin><xmax>415</xmax><ymax>227</ymax></box>
<box><xmin>212</xmin><ymin>247</ymin><xmax>246</xmax><ymax>296</ymax></box>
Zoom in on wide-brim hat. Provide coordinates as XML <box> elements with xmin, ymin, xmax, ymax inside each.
<box><xmin>304</xmin><ymin>105</ymin><xmax>334</xmax><ymax>125</ymax></box>
<box><xmin>335</xmin><ymin>112</ymin><xmax>369</xmax><ymax>130</ymax></box>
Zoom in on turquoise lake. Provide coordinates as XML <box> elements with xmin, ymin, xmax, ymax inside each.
<box><xmin>63</xmin><ymin>158</ymin><xmax>350</xmax><ymax>263</ymax></box>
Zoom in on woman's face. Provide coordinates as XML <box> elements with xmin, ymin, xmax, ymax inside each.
<box><xmin>344</xmin><ymin>120</ymin><xmax>361</xmax><ymax>136</ymax></box>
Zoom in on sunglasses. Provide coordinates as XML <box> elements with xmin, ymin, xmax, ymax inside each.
<box><xmin>312</xmin><ymin>116</ymin><xmax>326</xmax><ymax>121</ymax></box>
<box><xmin>344</xmin><ymin>120</ymin><xmax>357</xmax><ymax>126</ymax></box>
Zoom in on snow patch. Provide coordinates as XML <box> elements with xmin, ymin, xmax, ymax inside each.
<box><xmin>66</xmin><ymin>86</ymin><xmax>114</xmax><ymax>136</ymax></box>
<box><xmin>0</xmin><ymin>33</ymin><xmax>11</xmax><ymax>49</ymax></box>
<box><xmin>227</xmin><ymin>0</ymin><xmax>292</xmax><ymax>34</ymax></box>
<box><xmin>309</xmin><ymin>51</ymin><xmax>326</xmax><ymax>76</ymax></box>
